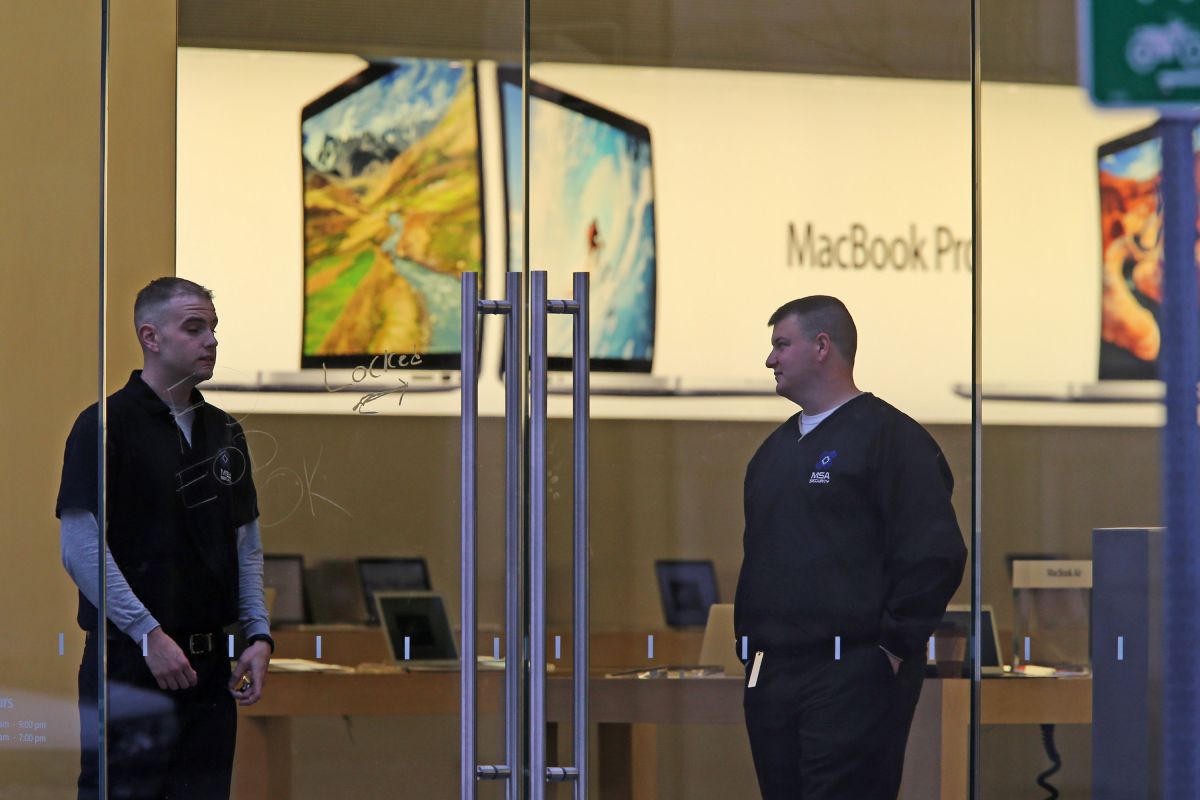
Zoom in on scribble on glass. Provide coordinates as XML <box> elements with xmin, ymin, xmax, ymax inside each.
<box><xmin>351</xmin><ymin>381</ymin><xmax>408</xmax><ymax>415</ymax></box>
<box><xmin>322</xmin><ymin>353</ymin><xmax>413</xmax><ymax>414</ymax></box>
<box><xmin>251</xmin><ymin>442</ymin><xmax>352</xmax><ymax>529</ymax></box>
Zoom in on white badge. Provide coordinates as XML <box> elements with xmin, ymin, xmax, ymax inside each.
<box><xmin>748</xmin><ymin>650</ymin><xmax>764</xmax><ymax>688</ymax></box>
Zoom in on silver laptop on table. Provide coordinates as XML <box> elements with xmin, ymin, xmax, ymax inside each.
<box><xmin>375</xmin><ymin>591</ymin><xmax>460</xmax><ymax>670</ymax></box>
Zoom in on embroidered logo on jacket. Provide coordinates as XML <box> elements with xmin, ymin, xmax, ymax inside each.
<box><xmin>809</xmin><ymin>450</ymin><xmax>837</xmax><ymax>484</ymax></box>
<box><xmin>216</xmin><ymin>450</ymin><xmax>234</xmax><ymax>485</ymax></box>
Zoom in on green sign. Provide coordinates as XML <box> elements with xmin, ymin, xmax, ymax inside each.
<box><xmin>1083</xmin><ymin>0</ymin><xmax>1200</xmax><ymax>107</ymax></box>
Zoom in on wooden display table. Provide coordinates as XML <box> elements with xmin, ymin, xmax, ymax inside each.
<box><xmin>232</xmin><ymin>670</ymin><xmax>1091</xmax><ymax>800</ymax></box>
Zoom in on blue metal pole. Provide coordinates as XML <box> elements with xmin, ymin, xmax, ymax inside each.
<box><xmin>1161</xmin><ymin>113</ymin><xmax>1200</xmax><ymax>798</ymax></box>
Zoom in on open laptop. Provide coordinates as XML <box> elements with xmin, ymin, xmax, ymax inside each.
<box><xmin>305</xmin><ymin>559</ymin><xmax>364</xmax><ymax>624</ymax></box>
<box><xmin>933</xmin><ymin>604</ymin><xmax>1006</xmax><ymax>677</ymax></box>
<box><xmin>698</xmin><ymin>604</ymin><xmax>742</xmax><ymax>676</ymax></box>
<box><xmin>358</xmin><ymin>557</ymin><xmax>432</xmax><ymax>625</ymax></box>
<box><xmin>655</xmin><ymin>559</ymin><xmax>719</xmax><ymax>627</ymax></box>
<box><xmin>375</xmin><ymin>591</ymin><xmax>460</xmax><ymax>669</ymax></box>
<box><xmin>262</xmin><ymin>554</ymin><xmax>309</xmax><ymax>625</ymax></box>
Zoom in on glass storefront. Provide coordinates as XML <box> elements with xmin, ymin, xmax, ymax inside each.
<box><xmin>174</xmin><ymin>6</ymin><xmax>523</xmax><ymax>798</ymax></box>
<box><xmin>525</xmin><ymin>3</ymin><xmax>972</xmax><ymax>799</ymax></box>
<box><xmin>979</xmin><ymin>3</ymin><xmax>1169</xmax><ymax>798</ymax></box>
<box><xmin>4</xmin><ymin>0</ymin><xmax>1194</xmax><ymax>797</ymax></box>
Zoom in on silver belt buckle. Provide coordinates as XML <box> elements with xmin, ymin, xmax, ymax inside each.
<box><xmin>188</xmin><ymin>633</ymin><xmax>212</xmax><ymax>655</ymax></box>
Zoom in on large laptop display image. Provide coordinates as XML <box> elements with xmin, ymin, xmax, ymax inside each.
<box><xmin>1097</xmin><ymin>124</ymin><xmax>1200</xmax><ymax>380</ymax></box>
<box><xmin>301</xmin><ymin>58</ymin><xmax>483</xmax><ymax>370</ymax></box>
<box><xmin>498</xmin><ymin>68</ymin><xmax>656</xmax><ymax>373</ymax></box>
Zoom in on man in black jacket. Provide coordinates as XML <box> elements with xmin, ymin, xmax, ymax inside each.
<box><xmin>735</xmin><ymin>296</ymin><xmax>966</xmax><ymax>799</ymax></box>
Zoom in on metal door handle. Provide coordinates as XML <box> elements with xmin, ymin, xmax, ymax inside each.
<box><xmin>529</xmin><ymin>272</ymin><xmax>549</xmax><ymax>798</ymax></box>
<box><xmin>570</xmin><ymin>272</ymin><xmax>590</xmax><ymax>798</ymax></box>
<box><xmin>463</xmin><ymin>270</ymin><xmax>587</xmax><ymax>799</ymax></box>
<box><xmin>530</xmin><ymin>271</ymin><xmax>590</xmax><ymax>798</ymax></box>
<box><xmin>503</xmin><ymin>271</ymin><xmax>523</xmax><ymax>800</ymax></box>
<box><xmin>461</xmin><ymin>272</ymin><xmax>523</xmax><ymax>799</ymax></box>
<box><xmin>460</xmin><ymin>271</ymin><xmax>480</xmax><ymax>800</ymax></box>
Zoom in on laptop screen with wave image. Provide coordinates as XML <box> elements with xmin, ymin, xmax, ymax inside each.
<box><xmin>498</xmin><ymin>67</ymin><xmax>657</xmax><ymax>375</ymax></box>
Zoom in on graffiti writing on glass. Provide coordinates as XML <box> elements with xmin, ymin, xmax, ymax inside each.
<box><xmin>170</xmin><ymin>385</ymin><xmax>253</xmax><ymax>511</ymax></box>
<box><xmin>242</xmin><ymin>430</ymin><xmax>352</xmax><ymax>529</ymax></box>
<box><xmin>169</xmin><ymin>382</ymin><xmax>351</xmax><ymax>527</ymax></box>
<box><xmin>322</xmin><ymin>351</ymin><xmax>420</xmax><ymax>415</ymax></box>
<box><xmin>175</xmin><ymin>443</ymin><xmax>249</xmax><ymax>510</ymax></box>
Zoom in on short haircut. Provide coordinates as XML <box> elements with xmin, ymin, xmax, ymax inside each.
<box><xmin>134</xmin><ymin>277</ymin><xmax>214</xmax><ymax>330</ymax></box>
<box><xmin>768</xmin><ymin>296</ymin><xmax>858</xmax><ymax>365</ymax></box>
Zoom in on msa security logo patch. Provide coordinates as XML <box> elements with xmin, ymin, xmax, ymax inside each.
<box><xmin>809</xmin><ymin>450</ymin><xmax>837</xmax><ymax>484</ymax></box>
<box><xmin>217</xmin><ymin>450</ymin><xmax>234</xmax><ymax>485</ymax></box>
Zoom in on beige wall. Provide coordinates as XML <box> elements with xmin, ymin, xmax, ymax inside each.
<box><xmin>0</xmin><ymin>0</ymin><xmax>175</xmax><ymax>794</ymax></box>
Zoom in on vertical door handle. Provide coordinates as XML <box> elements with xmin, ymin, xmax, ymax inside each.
<box><xmin>530</xmin><ymin>271</ymin><xmax>590</xmax><ymax>798</ymax></box>
<box><xmin>503</xmin><ymin>271</ymin><xmax>524</xmax><ymax>800</ymax></box>
<box><xmin>460</xmin><ymin>272</ymin><xmax>480</xmax><ymax>800</ymax></box>
<box><xmin>529</xmin><ymin>272</ymin><xmax>549</xmax><ymax>800</ymax></box>
<box><xmin>462</xmin><ymin>273</ymin><xmax>524</xmax><ymax>797</ymax></box>
<box><xmin>571</xmin><ymin>272</ymin><xmax>590</xmax><ymax>798</ymax></box>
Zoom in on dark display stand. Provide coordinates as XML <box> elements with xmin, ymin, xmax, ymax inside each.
<box><xmin>1092</xmin><ymin>527</ymin><xmax>1163</xmax><ymax>800</ymax></box>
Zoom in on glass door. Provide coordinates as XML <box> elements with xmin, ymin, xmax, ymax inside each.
<box><xmin>0</xmin><ymin>2</ymin><xmax>112</xmax><ymax>795</ymax></box>
<box><xmin>82</xmin><ymin>2</ymin><xmax>523</xmax><ymax>799</ymax></box>
<box><xmin>46</xmin><ymin>1</ymin><xmax>997</xmax><ymax>798</ymax></box>
<box><xmin>977</xmin><ymin>2</ymin><xmax>1168</xmax><ymax>798</ymax></box>
<box><xmin>521</xmin><ymin>2</ymin><xmax>974</xmax><ymax>798</ymax></box>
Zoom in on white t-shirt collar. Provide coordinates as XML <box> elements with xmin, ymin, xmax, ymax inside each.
<box><xmin>798</xmin><ymin>392</ymin><xmax>863</xmax><ymax>438</ymax></box>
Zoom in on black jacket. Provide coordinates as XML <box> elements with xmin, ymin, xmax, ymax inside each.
<box><xmin>56</xmin><ymin>371</ymin><xmax>259</xmax><ymax>635</ymax></box>
<box><xmin>734</xmin><ymin>393</ymin><xmax>966</xmax><ymax>661</ymax></box>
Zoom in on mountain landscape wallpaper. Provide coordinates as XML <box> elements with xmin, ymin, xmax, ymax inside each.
<box><xmin>301</xmin><ymin>59</ymin><xmax>481</xmax><ymax>362</ymax></box>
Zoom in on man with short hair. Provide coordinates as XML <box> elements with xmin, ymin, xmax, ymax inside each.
<box><xmin>57</xmin><ymin>277</ymin><xmax>272</xmax><ymax>799</ymax></box>
<box><xmin>735</xmin><ymin>295</ymin><xmax>966</xmax><ymax>799</ymax></box>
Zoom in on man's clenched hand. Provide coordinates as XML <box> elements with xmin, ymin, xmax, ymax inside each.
<box><xmin>144</xmin><ymin>628</ymin><xmax>198</xmax><ymax>691</ymax></box>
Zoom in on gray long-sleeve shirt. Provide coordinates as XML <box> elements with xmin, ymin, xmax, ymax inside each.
<box><xmin>60</xmin><ymin>510</ymin><xmax>271</xmax><ymax>644</ymax></box>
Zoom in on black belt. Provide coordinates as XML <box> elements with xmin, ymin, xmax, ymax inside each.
<box><xmin>87</xmin><ymin>629</ymin><xmax>225</xmax><ymax>656</ymax></box>
<box><xmin>182</xmin><ymin>632</ymin><xmax>220</xmax><ymax>655</ymax></box>
<box><xmin>740</xmin><ymin>636</ymin><xmax>877</xmax><ymax>658</ymax></box>
<box><xmin>161</xmin><ymin>630</ymin><xmax>226</xmax><ymax>656</ymax></box>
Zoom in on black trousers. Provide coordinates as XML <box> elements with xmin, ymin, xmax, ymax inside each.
<box><xmin>77</xmin><ymin>632</ymin><xmax>236</xmax><ymax>800</ymax></box>
<box><xmin>743</xmin><ymin>642</ymin><xmax>925</xmax><ymax>800</ymax></box>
